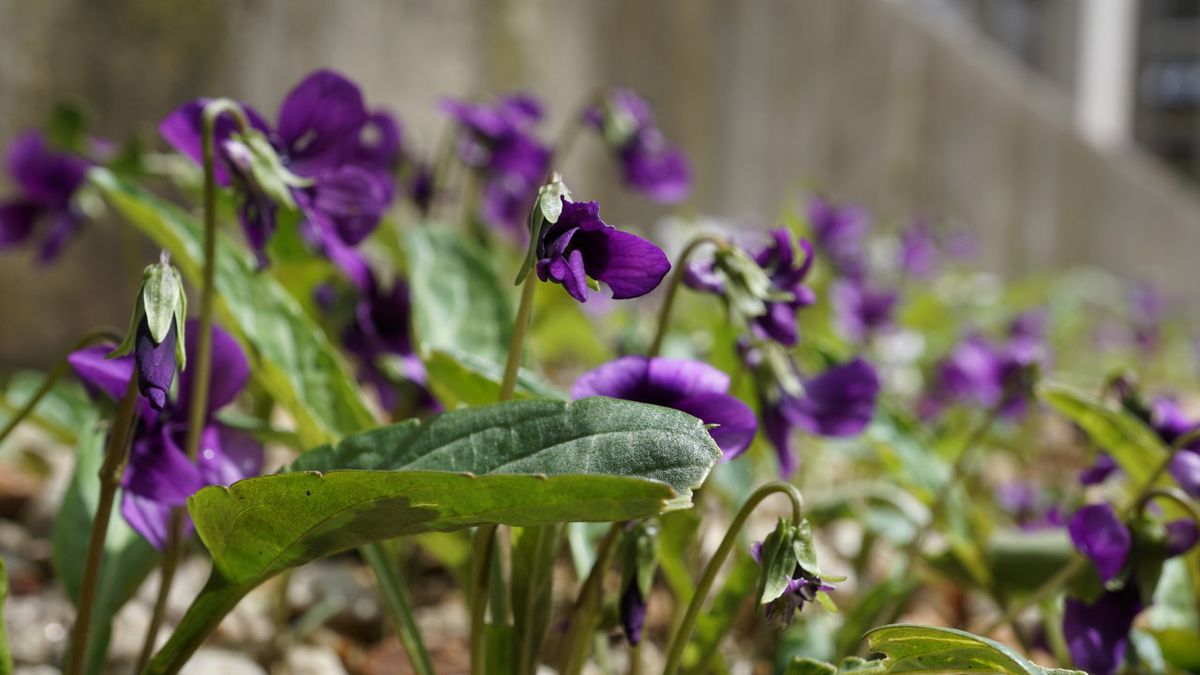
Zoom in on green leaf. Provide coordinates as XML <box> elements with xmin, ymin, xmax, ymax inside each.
<box><xmin>0</xmin><ymin>371</ymin><xmax>93</xmax><ymax>450</ymax></box>
<box><xmin>0</xmin><ymin>554</ymin><xmax>11</xmax><ymax>675</ymax></box>
<box><xmin>757</xmin><ymin>518</ymin><xmax>798</xmax><ymax>605</ymax></box>
<box><xmin>511</xmin><ymin>524</ymin><xmax>563</xmax><ymax>675</ymax></box>
<box><xmin>90</xmin><ymin>168</ymin><xmax>374</xmax><ymax>447</ymax></box>
<box><xmin>1039</xmin><ymin>382</ymin><xmax>1167</xmax><ymax>487</ymax></box>
<box><xmin>863</xmin><ymin>624</ymin><xmax>1084</xmax><ymax>674</ymax></box>
<box><xmin>147</xmin><ymin>398</ymin><xmax>720</xmax><ymax>674</ymax></box>
<box><xmin>52</xmin><ymin>414</ymin><xmax>160</xmax><ymax>675</ymax></box>
<box><xmin>423</xmin><ymin>349</ymin><xmax>564</xmax><ymax>409</ymax></box>
<box><xmin>405</xmin><ymin>228</ymin><xmax>514</xmax><ymax>365</ymax></box>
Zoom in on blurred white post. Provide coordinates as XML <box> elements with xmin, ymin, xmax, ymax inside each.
<box><xmin>1075</xmin><ymin>0</ymin><xmax>1138</xmax><ymax>148</ymax></box>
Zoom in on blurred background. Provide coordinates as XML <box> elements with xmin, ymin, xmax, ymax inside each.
<box><xmin>1</xmin><ymin>0</ymin><xmax>1199</xmax><ymax>365</ymax></box>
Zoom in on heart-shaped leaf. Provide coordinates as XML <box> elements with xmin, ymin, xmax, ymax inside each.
<box><xmin>90</xmin><ymin>168</ymin><xmax>374</xmax><ymax>447</ymax></box>
<box><xmin>864</xmin><ymin>624</ymin><xmax>1084</xmax><ymax>674</ymax></box>
<box><xmin>146</xmin><ymin>398</ymin><xmax>720</xmax><ymax>674</ymax></box>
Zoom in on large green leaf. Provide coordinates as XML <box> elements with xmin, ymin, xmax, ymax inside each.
<box><xmin>863</xmin><ymin>625</ymin><xmax>1082</xmax><ymax>674</ymax></box>
<box><xmin>51</xmin><ymin>413</ymin><xmax>160</xmax><ymax>675</ymax></box>
<box><xmin>0</xmin><ymin>370</ymin><xmax>93</xmax><ymax>451</ymax></box>
<box><xmin>404</xmin><ymin>228</ymin><xmax>514</xmax><ymax>365</ymax></box>
<box><xmin>147</xmin><ymin>398</ymin><xmax>720</xmax><ymax>674</ymax></box>
<box><xmin>90</xmin><ymin>168</ymin><xmax>374</xmax><ymax>447</ymax></box>
<box><xmin>1039</xmin><ymin>382</ymin><xmax>1167</xmax><ymax>487</ymax></box>
<box><xmin>423</xmin><ymin>349</ymin><xmax>564</xmax><ymax>409</ymax></box>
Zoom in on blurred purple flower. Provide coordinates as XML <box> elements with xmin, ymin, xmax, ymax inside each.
<box><xmin>1062</xmin><ymin>584</ymin><xmax>1141</xmax><ymax>675</ymax></box>
<box><xmin>898</xmin><ymin>220</ymin><xmax>937</xmax><ymax>278</ymax></box>
<box><xmin>161</xmin><ymin>69</ymin><xmax>395</xmax><ymax>276</ymax></box>
<box><xmin>1079</xmin><ymin>453</ymin><xmax>1119</xmax><ymax>486</ymax></box>
<box><xmin>1068</xmin><ymin>503</ymin><xmax>1130</xmax><ymax>583</ymax></box>
<box><xmin>807</xmin><ymin>197</ymin><xmax>868</xmax><ymax>279</ymax></box>
<box><xmin>0</xmin><ymin>131</ymin><xmax>92</xmax><ymax>262</ymax></box>
<box><xmin>535</xmin><ymin>198</ymin><xmax>669</xmax><ymax>303</ymax></box>
<box><xmin>572</xmin><ymin>355</ymin><xmax>756</xmax><ymax>459</ymax></box>
<box><xmin>443</xmin><ymin>93</ymin><xmax>550</xmax><ymax>234</ymax></box>
<box><xmin>618</xmin><ymin>581</ymin><xmax>647</xmax><ymax>645</ymax></box>
<box><xmin>996</xmin><ymin>481</ymin><xmax>1063</xmax><ymax>530</ymax></box>
<box><xmin>831</xmin><ymin>278</ymin><xmax>897</xmax><ymax>343</ymax></box>
<box><xmin>921</xmin><ymin>320</ymin><xmax>1044</xmax><ymax>420</ymax></box>
<box><xmin>585</xmin><ymin>89</ymin><xmax>690</xmax><ymax>203</ymax></box>
<box><xmin>763</xmin><ymin>358</ymin><xmax>880</xmax><ymax>478</ymax></box>
<box><xmin>1129</xmin><ymin>282</ymin><xmax>1166</xmax><ymax>353</ymax></box>
<box><xmin>68</xmin><ymin>320</ymin><xmax>262</xmax><ymax>549</ymax></box>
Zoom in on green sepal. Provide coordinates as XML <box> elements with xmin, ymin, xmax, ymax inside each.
<box><xmin>793</xmin><ymin>518</ymin><xmax>820</xmax><ymax>577</ymax></box>
<box><xmin>231</xmin><ymin>130</ymin><xmax>311</xmax><ymax>210</ymax></box>
<box><xmin>756</xmin><ymin>518</ymin><xmax>797</xmax><ymax>605</ymax></box>
<box><xmin>712</xmin><ymin>246</ymin><xmax>791</xmax><ymax>318</ymax></box>
<box><xmin>619</xmin><ymin>520</ymin><xmax>660</xmax><ymax>599</ymax></box>
<box><xmin>108</xmin><ymin>257</ymin><xmax>187</xmax><ymax>368</ymax></box>
<box><xmin>514</xmin><ymin>174</ymin><xmax>572</xmax><ymax>285</ymax></box>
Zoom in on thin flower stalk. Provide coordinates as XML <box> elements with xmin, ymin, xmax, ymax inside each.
<box><xmin>648</xmin><ymin>234</ymin><xmax>728</xmax><ymax>358</ymax></box>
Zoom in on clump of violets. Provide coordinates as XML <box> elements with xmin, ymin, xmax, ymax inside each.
<box><xmin>161</xmin><ymin>69</ymin><xmax>399</xmax><ymax>285</ymax></box>
<box><xmin>68</xmin><ymin>321</ymin><xmax>262</xmax><ymax>548</ymax></box>
<box><xmin>584</xmin><ymin>88</ymin><xmax>690</xmax><ymax>203</ymax></box>
<box><xmin>572</xmin><ymin>356</ymin><xmax>757</xmax><ymax>459</ymax></box>
<box><xmin>442</xmin><ymin>93</ymin><xmax>550</xmax><ymax>235</ymax></box>
<box><xmin>533</xmin><ymin>197</ymin><xmax>669</xmax><ymax>303</ymax></box>
<box><xmin>0</xmin><ymin>131</ymin><xmax>93</xmax><ymax>262</ymax></box>
<box><xmin>1063</xmin><ymin>503</ymin><xmax>1199</xmax><ymax>674</ymax></box>
<box><xmin>685</xmin><ymin>229</ymin><xmax>816</xmax><ymax>347</ymax></box>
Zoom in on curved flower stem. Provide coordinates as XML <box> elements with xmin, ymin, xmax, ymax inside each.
<box><xmin>661</xmin><ymin>482</ymin><xmax>804</xmax><ymax>675</ymax></box>
<box><xmin>559</xmin><ymin>523</ymin><xmax>623</xmax><ymax>675</ymax></box>
<box><xmin>647</xmin><ymin>234</ymin><xmax>728</xmax><ymax>358</ymax></box>
<box><xmin>0</xmin><ymin>328</ymin><xmax>121</xmax><ymax>447</ymax></box>
<box><xmin>65</xmin><ymin>375</ymin><xmax>140</xmax><ymax>675</ymax></box>
<box><xmin>135</xmin><ymin>99</ymin><xmax>252</xmax><ymax>674</ymax></box>
<box><xmin>983</xmin><ymin>441</ymin><xmax>1191</xmax><ymax>635</ymax></box>
<box><xmin>1135</xmin><ymin>486</ymin><xmax>1200</xmax><ymax>527</ymax></box>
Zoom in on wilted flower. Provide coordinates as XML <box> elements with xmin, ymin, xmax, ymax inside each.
<box><xmin>584</xmin><ymin>88</ymin><xmax>690</xmax><ymax>203</ymax></box>
<box><xmin>0</xmin><ymin>131</ymin><xmax>92</xmax><ymax>262</ymax></box>
<box><xmin>68</xmin><ymin>321</ymin><xmax>262</xmax><ymax>548</ymax></box>
<box><xmin>685</xmin><ymin>229</ymin><xmax>816</xmax><ymax>347</ymax></box>
<box><xmin>756</xmin><ymin>356</ymin><xmax>880</xmax><ymax>477</ymax></box>
<box><xmin>807</xmin><ymin>197</ymin><xmax>868</xmax><ymax>279</ymax></box>
<box><xmin>572</xmin><ymin>355</ymin><xmax>757</xmax><ymax>459</ymax></box>
<box><xmin>161</xmin><ymin>69</ymin><xmax>395</xmax><ymax>278</ymax></box>
<box><xmin>535</xmin><ymin>198</ymin><xmax>669</xmax><ymax>303</ymax></box>
<box><xmin>442</xmin><ymin>93</ymin><xmax>550</xmax><ymax>235</ymax></box>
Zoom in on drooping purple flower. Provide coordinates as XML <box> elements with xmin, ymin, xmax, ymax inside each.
<box><xmin>618</xmin><ymin>580</ymin><xmax>647</xmax><ymax>645</ymax></box>
<box><xmin>831</xmin><ymin>278</ymin><xmax>897</xmax><ymax>343</ymax></box>
<box><xmin>1062</xmin><ymin>584</ymin><xmax>1141</xmax><ymax>675</ymax></box>
<box><xmin>763</xmin><ymin>359</ymin><xmax>880</xmax><ymax>477</ymax></box>
<box><xmin>0</xmin><ymin>131</ymin><xmax>92</xmax><ymax>262</ymax></box>
<box><xmin>898</xmin><ymin>219</ymin><xmax>938</xmax><ymax>278</ymax></box>
<box><xmin>134</xmin><ymin>317</ymin><xmax>178</xmax><ymax>411</ymax></box>
<box><xmin>807</xmin><ymin>197</ymin><xmax>869</xmax><ymax>279</ymax></box>
<box><xmin>572</xmin><ymin>355</ymin><xmax>757</xmax><ymax>459</ymax></box>
<box><xmin>1079</xmin><ymin>452</ymin><xmax>1119</xmax><ymax>486</ymax></box>
<box><xmin>161</xmin><ymin>69</ymin><xmax>393</xmax><ymax>278</ymax></box>
<box><xmin>748</xmin><ymin>540</ymin><xmax>835</xmax><ymax>627</ymax></box>
<box><xmin>68</xmin><ymin>320</ymin><xmax>262</xmax><ymax>549</ymax></box>
<box><xmin>585</xmin><ymin>89</ymin><xmax>690</xmax><ymax>203</ymax></box>
<box><xmin>535</xmin><ymin>199</ymin><xmax>670</xmax><ymax>303</ymax></box>
<box><xmin>921</xmin><ymin>322</ymin><xmax>1045</xmax><ymax>420</ymax></box>
<box><xmin>1068</xmin><ymin>503</ymin><xmax>1131</xmax><ymax>583</ymax></box>
<box><xmin>442</xmin><ymin>94</ymin><xmax>550</xmax><ymax>234</ymax></box>
<box><xmin>684</xmin><ymin>229</ymin><xmax>816</xmax><ymax>347</ymax></box>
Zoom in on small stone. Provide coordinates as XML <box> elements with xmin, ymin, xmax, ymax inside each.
<box><xmin>179</xmin><ymin>648</ymin><xmax>267</xmax><ymax>675</ymax></box>
<box><xmin>283</xmin><ymin>644</ymin><xmax>348</xmax><ymax>675</ymax></box>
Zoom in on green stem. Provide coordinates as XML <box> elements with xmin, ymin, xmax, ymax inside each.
<box><xmin>647</xmin><ymin>235</ymin><xmax>728</xmax><ymax>358</ymax></box>
<box><xmin>559</xmin><ymin>523</ymin><xmax>623</xmax><ymax>675</ymax></box>
<box><xmin>137</xmin><ymin>99</ymin><xmax>251</xmax><ymax>674</ymax></box>
<box><xmin>0</xmin><ymin>328</ymin><xmax>121</xmax><ymax>447</ymax></box>
<box><xmin>661</xmin><ymin>482</ymin><xmax>804</xmax><ymax>675</ymax></box>
<box><xmin>65</xmin><ymin>375</ymin><xmax>140</xmax><ymax>675</ymax></box>
<box><xmin>363</xmin><ymin>543</ymin><xmax>436</xmax><ymax>675</ymax></box>
<box><xmin>143</xmin><ymin>574</ymin><xmax>249</xmax><ymax>675</ymax></box>
<box><xmin>469</xmin><ymin>524</ymin><xmax>498</xmax><ymax>675</ymax></box>
<box><xmin>500</xmin><ymin>275</ymin><xmax>538</xmax><ymax>401</ymax></box>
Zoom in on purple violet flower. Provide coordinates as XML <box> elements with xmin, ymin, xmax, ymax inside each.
<box><xmin>161</xmin><ymin>70</ymin><xmax>394</xmax><ymax>279</ymax></box>
<box><xmin>1079</xmin><ymin>453</ymin><xmax>1119</xmax><ymax>486</ymax></box>
<box><xmin>585</xmin><ymin>89</ymin><xmax>690</xmax><ymax>203</ymax></box>
<box><xmin>748</xmin><ymin>539</ymin><xmax>835</xmax><ymax>627</ymax></box>
<box><xmin>1062</xmin><ymin>584</ymin><xmax>1142</xmax><ymax>675</ymax></box>
<box><xmin>572</xmin><ymin>355</ymin><xmax>757</xmax><ymax>459</ymax></box>
<box><xmin>898</xmin><ymin>219</ymin><xmax>938</xmax><ymax>278</ymax></box>
<box><xmin>831</xmin><ymin>278</ymin><xmax>898</xmax><ymax>343</ymax></box>
<box><xmin>134</xmin><ymin>317</ymin><xmax>178</xmax><ymax>411</ymax></box>
<box><xmin>763</xmin><ymin>358</ymin><xmax>880</xmax><ymax>478</ymax></box>
<box><xmin>0</xmin><ymin>131</ymin><xmax>93</xmax><ymax>262</ymax></box>
<box><xmin>1068</xmin><ymin>503</ymin><xmax>1131</xmax><ymax>583</ymax></box>
<box><xmin>68</xmin><ymin>320</ymin><xmax>262</xmax><ymax>549</ymax></box>
<box><xmin>535</xmin><ymin>199</ymin><xmax>670</xmax><ymax>303</ymax></box>
<box><xmin>807</xmin><ymin>197</ymin><xmax>869</xmax><ymax>279</ymax></box>
<box><xmin>618</xmin><ymin>581</ymin><xmax>647</xmax><ymax>645</ymax></box>
<box><xmin>921</xmin><ymin>321</ymin><xmax>1044</xmax><ymax>420</ymax></box>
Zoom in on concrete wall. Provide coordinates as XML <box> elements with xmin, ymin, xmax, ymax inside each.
<box><xmin>2</xmin><ymin>0</ymin><xmax>1199</xmax><ymax>365</ymax></box>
